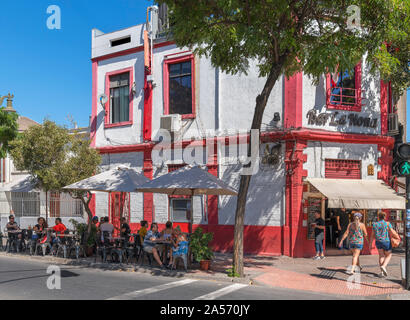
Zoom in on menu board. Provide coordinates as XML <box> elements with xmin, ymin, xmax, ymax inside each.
<box><xmin>307</xmin><ymin>197</ymin><xmax>322</xmax><ymax>240</ymax></box>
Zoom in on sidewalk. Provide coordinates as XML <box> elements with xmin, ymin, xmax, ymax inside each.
<box><xmin>1</xmin><ymin>250</ymin><xmax>409</xmax><ymax>298</ymax></box>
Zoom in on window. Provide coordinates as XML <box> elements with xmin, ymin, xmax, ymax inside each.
<box><xmin>110</xmin><ymin>73</ymin><xmax>130</xmax><ymax>123</ymax></box>
<box><xmin>325</xmin><ymin>159</ymin><xmax>361</xmax><ymax>179</ymax></box>
<box><xmin>164</xmin><ymin>54</ymin><xmax>195</xmax><ymax>119</ymax></box>
<box><xmin>171</xmin><ymin>198</ymin><xmax>191</xmax><ymax>222</ymax></box>
<box><xmin>326</xmin><ymin>63</ymin><xmax>362</xmax><ymax>112</ymax></box>
<box><xmin>111</xmin><ymin>36</ymin><xmax>131</xmax><ymax>47</ymax></box>
<box><xmin>104</xmin><ymin>67</ymin><xmax>133</xmax><ymax>127</ymax></box>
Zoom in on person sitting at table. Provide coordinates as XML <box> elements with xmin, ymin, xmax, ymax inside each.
<box><xmin>159</xmin><ymin>221</ymin><xmax>173</xmax><ymax>264</ymax></box>
<box><xmin>6</xmin><ymin>215</ymin><xmax>22</xmax><ymax>240</ymax></box>
<box><xmin>168</xmin><ymin>226</ymin><xmax>188</xmax><ymax>269</ymax></box>
<box><xmin>99</xmin><ymin>217</ymin><xmax>114</xmax><ymax>241</ymax></box>
<box><xmin>51</xmin><ymin>218</ymin><xmax>67</xmax><ymax>244</ymax></box>
<box><xmin>143</xmin><ymin>222</ymin><xmax>166</xmax><ymax>269</ymax></box>
<box><xmin>33</xmin><ymin>217</ymin><xmax>48</xmax><ymax>241</ymax></box>
<box><xmin>92</xmin><ymin>216</ymin><xmax>100</xmax><ymax>229</ymax></box>
<box><xmin>138</xmin><ymin>220</ymin><xmax>148</xmax><ymax>244</ymax></box>
<box><xmin>119</xmin><ymin>217</ymin><xmax>130</xmax><ymax>238</ymax></box>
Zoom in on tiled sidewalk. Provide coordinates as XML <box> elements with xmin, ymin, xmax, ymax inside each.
<box><xmin>210</xmin><ymin>252</ymin><xmax>407</xmax><ymax>297</ymax></box>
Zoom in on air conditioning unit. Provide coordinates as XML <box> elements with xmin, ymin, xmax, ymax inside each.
<box><xmin>388</xmin><ymin>113</ymin><xmax>399</xmax><ymax>136</ymax></box>
<box><xmin>160</xmin><ymin>114</ymin><xmax>181</xmax><ymax>133</ymax></box>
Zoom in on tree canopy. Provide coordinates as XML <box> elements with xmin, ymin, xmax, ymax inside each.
<box><xmin>9</xmin><ymin>120</ymin><xmax>101</xmax><ymax>228</ymax></box>
<box><xmin>0</xmin><ymin>108</ymin><xmax>19</xmax><ymax>158</ymax></box>
<box><xmin>156</xmin><ymin>0</ymin><xmax>409</xmax><ymax>277</ymax></box>
<box><xmin>157</xmin><ymin>0</ymin><xmax>409</xmax><ymax>94</ymax></box>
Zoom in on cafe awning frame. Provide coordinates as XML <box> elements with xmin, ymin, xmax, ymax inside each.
<box><xmin>305</xmin><ymin>178</ymin><xmax>405</xmax><ymax>210</ymax></box>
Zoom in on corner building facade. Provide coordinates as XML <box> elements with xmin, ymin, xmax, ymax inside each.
<box><xmin>89</xmin><ymin>17</ymin><xmax>398</xmax><ymax>258</ymax></box>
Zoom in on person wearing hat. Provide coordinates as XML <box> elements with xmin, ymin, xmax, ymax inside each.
<box><xmin>92</xmin><ymin>216</ymin><xmax>100</xmax><ymax>229</ymax></box>
<box><xmin>338</xmin><ymin>211</ymin><xmax>369</xmax><ymax>274</ymax></box>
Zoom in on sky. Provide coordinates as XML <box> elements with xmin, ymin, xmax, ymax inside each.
<box><xmin>0</xmin><ymin>0</ymin><xmax>153</xmax><ymax>129</ymax></box>
<box><xmin>0</xmin><ymin>1</ymin><xmax>408</xmax><ymax>138</ymax></box>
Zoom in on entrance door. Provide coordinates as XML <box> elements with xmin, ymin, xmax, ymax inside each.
<box><xmin>110</xmin><ymin>192</ymin><xmax>130</xmax><ymax>236</ymax></box>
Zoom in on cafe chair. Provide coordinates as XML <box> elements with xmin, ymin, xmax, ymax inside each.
<box><xmin>35</xmin><ymin>232</ymin><xmax>52</xmax><ymax>256</ymax></box>
<box><xmin>5</xmin><ymin>232</ymin><xmax>19</xmax><ymax>253</ymax></box>
<box><xmin>95</xmin><ymin>231</ymin><xmax>113</xmax><ymax>263</ymax></box>
<box><xmin>55</xmin><ymin>230</ymin><xmax>70</xmax><ymax>259</ymax></box>
<box><xmin>68</xmin><ymin>232</ymin><xmax>85</xmax><ymax>259</ymax></box>
<box><xmin>123</xmin><ymin>234</ymin><xmax>138</xmax><ymax>264</ymax></box>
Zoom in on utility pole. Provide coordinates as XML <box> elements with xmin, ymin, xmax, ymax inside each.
<box><xmin>396</xmin><ymin>143</ymin><xmax>410</xmax><ymax>290</ymax></box>
<box><xmin>406</xmin><ymin>176</ymin><xmax>410</xmax><ymax>290</ymax></box>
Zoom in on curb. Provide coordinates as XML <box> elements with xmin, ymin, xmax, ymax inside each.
<box><xmin>0</xmin><ymin>252</ymin><xmax>253</xmax><ymax>285</ymax></box>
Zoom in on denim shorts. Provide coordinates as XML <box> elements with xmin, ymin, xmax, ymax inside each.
<box><xmin>375</xmin><ymin>240</ymin><xmax>392</xmax><ymax>251</ymax></box>
<box><xmin>349</xmin><ymin>243</ymin><xmax>363</xmax><ymax>250</ymax></box>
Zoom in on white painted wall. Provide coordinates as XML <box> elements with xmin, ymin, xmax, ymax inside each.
<box><xmin>95</xmin><ymin>52</ymin><xmax>145</xmax><ymax>148</ymax></box>
<box><xmin>100</xmin><ymin>151</ymin><xmax>144</xmax><ymax>170</ymax></box>
<box><xmin>218</xmin><ymin>142</ymin><xmax>285</xmax><ymax>226</ymax></box>
<box><xmin>302</xmin><ymin>57</ymin><xmax>381</xmax><ymax>135</ymax></box>
<box><xmin>303</xmin><ymin>141</ymin><xmax>379</xmax><ymax>179</ymax></box>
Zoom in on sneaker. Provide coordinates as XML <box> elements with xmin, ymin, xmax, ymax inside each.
<box><xmin>320</xmin><ymin>256</ymin><xmax>325</xmax><ymax>260</ymax></box>
<box><xmin>381</xmin><ymin>266</ymin><xmax>388</xmax><ymax>277</ymax></box>
<box><xmin>313</xmin><ymin>256</ymin><xmax>321</xmax><ymax>260</ymax></box>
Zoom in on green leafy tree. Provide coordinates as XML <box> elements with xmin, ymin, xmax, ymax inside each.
<box><xmin>0</xmin><ymin>108</ymin><xmax>19</xmax><ymax>158</ymax></box>
<box><xmin>9</xmin><ymin>120</ymin><xmax>101</xmax><ymax>235</ymax></box>
<box><xmin>156</xmin><ymin>0</ymin><xmax>409</xmax><ymax>276</ymax></box>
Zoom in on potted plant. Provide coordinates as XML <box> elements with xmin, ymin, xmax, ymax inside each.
<box><xmin>190</xmin><ymin>227</ymin><xmax>214</xmax><ymax>271</ymax></box>
<box><xmin>70</xmin><ymin>219</ymin><xmax>97</xmax><ymax>256</ymax></box>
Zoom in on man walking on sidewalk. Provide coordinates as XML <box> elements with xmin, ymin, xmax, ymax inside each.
<box><xmin>313</xmin><ymin>211</ymin><xmax>326</xmax><ymax>260</ymax></box>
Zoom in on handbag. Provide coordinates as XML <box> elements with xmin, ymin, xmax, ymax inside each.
<box><xmin>388</xmin><ymin>227</ymin><xmax>401</xmax><ymax>248</ymax></box>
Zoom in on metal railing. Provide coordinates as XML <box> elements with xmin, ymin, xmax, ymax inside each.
<box><xmin>0</xmin><ymin>197</ymin><xmax>84</xmax><ymax>217</ymax></box>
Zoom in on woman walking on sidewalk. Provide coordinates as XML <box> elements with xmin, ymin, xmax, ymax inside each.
<box><xmin>338</xmin><ymin>212</ymin><xmax>369</xmax><ymax>274</ymax></box>
<box><xmin>369</xmin><ymin>211</ymin><xmax>394</xmax><ymax>277</ymax></box>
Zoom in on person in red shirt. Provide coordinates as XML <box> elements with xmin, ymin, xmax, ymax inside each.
<box><xmin>52</xmin><ymin>218</ymin><xmax>67</xmax><ymax>237</ymax></box>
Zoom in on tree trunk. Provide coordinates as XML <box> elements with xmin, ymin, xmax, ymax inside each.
<box><xmin>79</xmin><ymin>192</ymin><xmax>94</xmax><ymax>241</ymax></box>
<box><xmin>233</xmin><ymin>58</ymin><xmax>286</xmax><ymax>277</ymax></box>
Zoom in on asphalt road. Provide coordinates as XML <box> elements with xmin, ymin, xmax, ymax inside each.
<box><xmin>0</xmin><ymin>255</ymin><xmax>365</xmax><ymax>300</ymax></box>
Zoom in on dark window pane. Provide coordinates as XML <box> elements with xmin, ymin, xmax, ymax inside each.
<box><xmin>181</xmin><ymin>62</ymin><xmax>191</xmax><ymax>74</ymax></box>
<box><xmin>169</xmin><ymin>64</ymin><xmax>181</xmax><ymax>76</ymax></box>
<box><xmin>109</xmin><ymin>72</ymin><xmax>130</xmax><ymax>123</ymax></box>
<box><xmin>168</xmin><ymin>61</ymin><xmax>193</xmax><ymax>115</ymax></box>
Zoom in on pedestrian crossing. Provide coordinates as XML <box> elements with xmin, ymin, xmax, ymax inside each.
<box><xmin>107</xmin><ymin>279</ymin><xmax>248</xmax><ymax>300</ymax></box>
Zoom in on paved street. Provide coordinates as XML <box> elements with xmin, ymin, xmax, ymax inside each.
<box><xmin>0</xmin><ymin>255</ymin><xmax>371</xmax><ymax>300</ymax></box>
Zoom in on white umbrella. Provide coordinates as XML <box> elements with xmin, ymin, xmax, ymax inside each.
<box><xmin>63</xmin><ymin>167</ymin><xmax>150</xmax><ymax>227</ymax></box>
<box><xmin>136</xmin><ymin>165</ymin><xmax>238</xmax><ymax>233</ymax></box>
<box><xmin>136</xmin><ymin>165</ymin><xmax>238</xmax><ymax>196</ymax></box>
<box><xmin>0</xmin><ymin>175</ymin><xmax>40</xmax><ymax>192</ymax></box>
<box><xmin>63</xmin><ymin>167</ymin><xmax>149</xmax><ymax>193</ymax></box>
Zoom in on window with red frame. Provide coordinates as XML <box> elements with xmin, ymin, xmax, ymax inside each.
<box><xmin>327</xmin><ymin>63</ymin><xmax>362</xmax><ymax>111</ymax></box>
<box><xmin>164</xmin><ymin>55</ymin><xmax>195</xmax><ymax>118</ymax></box>
<box><xmin>167</xmin><ymin>164</ymin><xmax>191</xmax><ymax>223</ymax></box>
<box><xmin>109</xmin><ymin>72</ymin><xmax>130</xmax><ymax>124</ymax></box>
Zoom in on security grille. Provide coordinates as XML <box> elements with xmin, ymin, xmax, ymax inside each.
<box><xmin>325</xmin><ymin>159</ymin><xmax>361</xmax><ymax>179</ymax></box>
<box><xmin>1</xmin><ymin>192</ymin><xmax>83</xmax><ymax>217</ymax></box>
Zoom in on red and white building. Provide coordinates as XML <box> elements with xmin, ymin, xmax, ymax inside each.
<box><xmin>89</xmin><ymin>7</ymin><xmax>403</xmax><ymax>258</ymax></box>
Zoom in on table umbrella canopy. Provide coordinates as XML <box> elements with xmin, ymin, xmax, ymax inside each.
<box><xmin>63</xmin><ymin>167</ymin><xmax>150</xmax><ymax>193</ymax></box>
<box><xmin>136</xmin><ymin>165</ymin><xmax>238</xmax><ymax>196</ymax></box>
<box><xmin>0</xmin><ymin>175</ymin><xmax>40</xmax><ymax>192</ymax></box>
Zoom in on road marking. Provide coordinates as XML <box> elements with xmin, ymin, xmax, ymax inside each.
<box><xmin>193</xmin><ymin>283</ymin><xmax>248</xmax><ymax>300</ymax></box>
<box><xmin>107</xmin><ymin>279</ymin><xmax>198</xmax><ymax>300</ymax></box>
